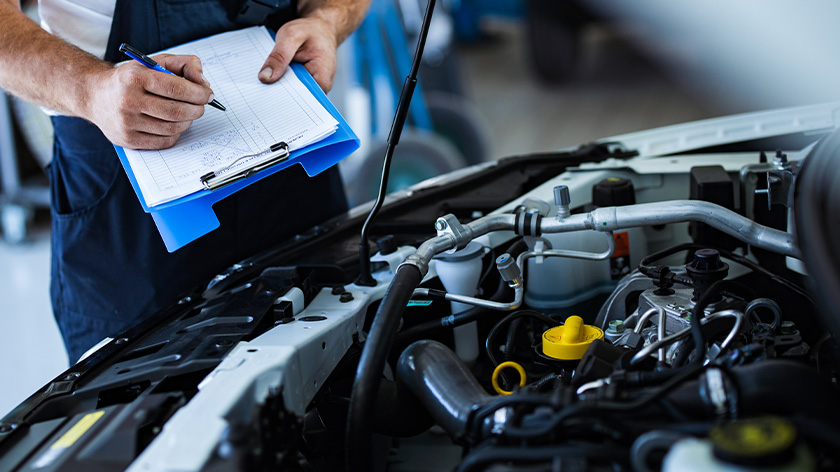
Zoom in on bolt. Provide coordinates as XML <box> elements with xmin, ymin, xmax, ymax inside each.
<box><xmin>339</xmin><ymin>293</ymin><xmax>354</xmax><ymax>303</ymax></box>
<box><xmin>607</xmin><ymin>320</ymin><xmax>626</xmax><ymax>334</ymax></box>
<box><xmin>0</xmin><ymin>424</ymin><xmax>16</xmax><ymax>433</ymax></box>
<box><xmin>773</xmin><ymin>150</ymin><xmax>792</xmax><ymax>170</ymax></box>
<box><xmin>64</xmin><ymin>372</ymin><xmax>80</xmax><ymax>381</ymax></box>
<box><xmin>115</xmin><ymin>337</ymin><xmax>129</xmax><ymax>345</ymax></box>
<box><xmin>331</xmin><ymin>285</ymin><xmax>346</xmax><ymax>295</ymax></box>
<box><xmin>435</xmin><ymin>220</ymin><xmax>447</xmax><ymax>231</ymax></box>
<box><xmin>780</xmin><ymin>320</ymin><xmax>796</xmax><ymax>335</ymax></box>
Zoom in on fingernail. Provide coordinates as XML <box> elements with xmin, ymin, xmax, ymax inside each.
<box><xmin>208</xmin><ymin>93</ymin><xmax>215</xmax><ymax>104</ymax></box>
<box><xmin>259</xmin><ymin>67</ymin><xmax>273</xmax><ymax>81</ymax></box>
<box><xmin>200</xmin><ymin>73</ymin><xmax>210</xmax><ymax>86</ymax></box>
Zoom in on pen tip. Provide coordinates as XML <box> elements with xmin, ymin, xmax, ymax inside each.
<box><xmin>210</xmin><ymin>99</ymin><xmax>226</xmax><ymax>111</ymax></box>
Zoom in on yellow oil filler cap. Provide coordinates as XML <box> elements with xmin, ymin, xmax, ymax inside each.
<box><xmin>542</xmin><ymin>315</ymin><xmax>604</xmax><ymax>360</ymax></box>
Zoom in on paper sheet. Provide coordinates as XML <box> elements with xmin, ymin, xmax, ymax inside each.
<box><xmin>122</xmin><ymin>27</ymin><xmax>338</xmax><ymax>207</ymax></box>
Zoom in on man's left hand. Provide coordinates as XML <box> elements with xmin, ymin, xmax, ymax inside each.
<box><xmin>258</xmin><ymin>16</ymin><xmax>338</xmax><ymax>92</ymax></box>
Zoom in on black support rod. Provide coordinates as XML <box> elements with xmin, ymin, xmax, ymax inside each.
<box><xmin>355</xmin><ymin>0</ymin><xmax>437</xmax><ymax>286</ymax></box>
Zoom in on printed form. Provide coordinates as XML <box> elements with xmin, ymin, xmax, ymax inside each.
<box><xmin>122</xmin><ymin>26</ymin><xmax>338</xmax><ymax>207</ymax></box>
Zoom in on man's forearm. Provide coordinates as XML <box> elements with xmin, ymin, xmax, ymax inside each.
<box><xmin>299</xmin><ymin>0</ymin><xmax>372</xmax><ymax>45</ymax></box>
<box><xmin>0</xmin><ymin>1</ymin><xmax>110</xmax><ymax>118</ymax></box>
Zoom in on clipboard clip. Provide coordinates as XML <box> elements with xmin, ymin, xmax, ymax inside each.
<box><xmin>199</xmin><ymin>141</ymin><xmax>289</xmax><ymax>191</ymax></box>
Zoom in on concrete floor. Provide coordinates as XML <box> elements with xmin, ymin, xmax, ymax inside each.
<box><xmin>0</xmin><ymin>21</ymin><xmax>726</xmax><ymax>418</ymax></box>
<box><xmin>0</xmin><ymin>222</ymin><xmax>67</xmax><ymax>418</ymax></box>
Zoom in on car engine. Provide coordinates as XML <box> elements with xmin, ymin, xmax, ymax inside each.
<box><xmin>1</xmin><ymin>104</ymin><xmax>839</xmax><ymax>472</ymax></box>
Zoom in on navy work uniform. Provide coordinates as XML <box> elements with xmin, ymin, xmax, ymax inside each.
<box><xmin>48</xmin><ymin>0</ymin><xmax>348</xmax><ymax>362</ymax></box>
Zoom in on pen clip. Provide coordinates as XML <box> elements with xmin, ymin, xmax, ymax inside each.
<box><xmin>199</xmin><ymin>142</ymin><xmax>290</xmax><ymax>191</ymax></box>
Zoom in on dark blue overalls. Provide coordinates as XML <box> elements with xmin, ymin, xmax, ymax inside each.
<box><xmin>48</xmin><ymin>0</ymin><xmax>348</xmax><ymax>362</ymax></box>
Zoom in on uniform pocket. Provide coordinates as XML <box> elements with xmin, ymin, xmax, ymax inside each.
<box><xmin>49</xmin><ymin>117</ymin><xmax>121</xmax><ymax>217</ymax></box>
<box><xmin>48</xmin><ymin>117</ymin><xmax>131</xmax><ymax>324</ymax></box>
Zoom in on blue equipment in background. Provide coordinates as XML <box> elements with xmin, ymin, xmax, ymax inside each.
<box><xmin>340</xmin><ymin>0</ymin><xmax>490</xmax><ymax>206</ymax></box>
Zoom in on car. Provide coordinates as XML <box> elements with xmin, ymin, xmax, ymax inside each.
<box><xmin>1</xmin><ymin>102</ymin><xmax>838</xmax><ymax>472</ymax></box>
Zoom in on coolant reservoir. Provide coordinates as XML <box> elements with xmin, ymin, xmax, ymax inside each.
<box><xmin>663</xmin><ymin>417</ymin><xmax>814</xmax><ymax>472</ymax></box>
<box><xmin>525</xmin><ymin>177</ymin><xmax>647</xmax><ymax>310</ymax></box>
<box><xmin>435</xmin><ymin>241</ymin><xmax>485</xmax><ymax>363</ymax></box>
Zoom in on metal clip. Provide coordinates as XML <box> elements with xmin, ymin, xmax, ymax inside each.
<box><xmin>199</xmin><ymin>142</ymin><xmax>289</xmax><ymax>191</ymax></box>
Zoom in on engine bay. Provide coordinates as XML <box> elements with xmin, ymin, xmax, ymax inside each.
<box><xmin>1</xmin><ymin>104</ymin><xmax>840</xmax><ymax>471</ymax></box>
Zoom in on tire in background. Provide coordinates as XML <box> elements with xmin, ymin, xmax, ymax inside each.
<box><xmin>426</xmin><ymin>91</ymin><xmax>492</xmax><ymax>166</ymax></box>
<box><xmin>346</xmin><ymin>132</ymin><xmax>466</xmax><ymax>207</ymax></box>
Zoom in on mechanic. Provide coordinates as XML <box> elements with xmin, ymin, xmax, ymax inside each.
<box><xmin>0</xmin><ymin>0</ymin><xmax>370</xmax><ymax>363</ymax></box>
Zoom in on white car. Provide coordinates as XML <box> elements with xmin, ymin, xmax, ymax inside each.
<box><xmin>1</xmin><ymin>103</ymin><xmax>838</xmax><ymax>472</ymax></box>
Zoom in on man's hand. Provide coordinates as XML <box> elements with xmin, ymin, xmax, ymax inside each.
<box><xmin>87</xmin><ymin>54</ymin><xmax>214</xmax><ymax>150</ymax></box>
<box><xmin>258</xmin><ymin>0</ymin><xmax>371</xmax><ymax>92</ymax></box>
<box><xmin>259</xmin><ymin>16</ymin><xmax>338</xmax><ymax>92</ymax></box>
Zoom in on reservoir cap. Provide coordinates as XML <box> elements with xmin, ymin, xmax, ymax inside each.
<box><xmin>542</xmin><ymin>315</ymin><xmax>604</xmax><ymax>360</ymax></box>
<box><xmin>593</xmin><ymin>177</ymin><xmax>636</xmax><ymax>207</ymax></box>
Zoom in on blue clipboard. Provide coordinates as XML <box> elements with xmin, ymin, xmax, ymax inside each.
<box><xmin>113</xmin><ymin>61</ymin><xmax>360</xmax><ymax>252</ymax></box>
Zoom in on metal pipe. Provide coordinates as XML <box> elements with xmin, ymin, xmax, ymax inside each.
<box><xmin>411</xmin><ymin>230</ymin><xmax>612</xmax><ymax>312</ymax></box>
<box><xmin>413</xmin><ymin>287</ymin><xmax>524</xmax><ymax>311</ymax></box>
<box><xmin>631</xmin><ymin>306</ymin><xmax>667</xmax><ymax>363</ymax></box>
<box><xmin>717</xmin><ymin>309</ymin><xmax>744</xmax><ymax>351</ymax></box>
<box><xmin>402</xmin><ymin>200</ymin><xmax>798</xmax><ymax>277</ymax></box>
<box><xmin>634</xmin><ymin>307</ymin><xmax>661</xmax><ymax>334</ymax></box>
<box><xmin>572</xmin><ymin>201</ymin><xmax>796</xmax><ymax>258</ymax></box>
<box><xmin>657</xmin><ymin>305</ymin><xmax>667</xmax><ymax>363</ymax></box>
<box><xmin>630</xmin><ymin>309</ymin><xmax>744</xmax><ymax>365</ymax></box>
<box><xmin>516</xmin><ymin>232</ymin><xmax>616</xmax><ymax>270</ymax></box>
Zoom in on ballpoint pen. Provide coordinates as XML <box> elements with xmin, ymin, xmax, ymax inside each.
<box><xmin>118</xmin><ymin>43</ymin><xmax>226</xmax><ymax>111</ymax></box>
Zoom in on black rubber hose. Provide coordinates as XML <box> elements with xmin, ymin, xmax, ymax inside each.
<box><xmin>638</xmin><ymin>242</ymin><xmax>697</xmax><ymax>286</ymax></box>
<box><xmin>485</xmin><ymin>310</ymin><xmax>560</xmax><ymax>386</ymax></box>
<box><xmin>346</xmin><ymin>264</ymin><xmax>423</xmax><ymax>471</ymax></box>
<box><xmin>394</xmin><ymin>306</ymin><xmax>486</xmax><ymax>344</ymax></box>
<box><xmin>498</xmin><ymin>365</ymin><xmax>706</xmax><ymax>440</ymax></box>
<box><xmin>683</xmin><ymin>280</ymin><xmax>755</xmax><ymax>367</ymax></box>
<box><xmin>396</xmin><ymin>340</ymin><xmax>492</xmax><ymax>440</ymax></box>
<box><xmin>457</xmin><ymin>444</ymin><xmax>625</xmax><ymax>472</ymax></box>
<box><xmin>503</xmin><ymin>318</ymin><xmax>523</xmax><ymax>361</ymax></box>
<box><xmin>668</xmin><ymin>360</ymin><xmax>840</xmax><ymax>424</ymax></box>
<box><xmin>639</xmin><ymin>242</ymin><xmax>815</xmax><ymax>309</ymax></box>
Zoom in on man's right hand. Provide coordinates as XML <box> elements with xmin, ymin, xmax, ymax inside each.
<box><xmin>87</xmin><ymin>54</ymin><xmax>215</xmax><ymax>150</ymax></box>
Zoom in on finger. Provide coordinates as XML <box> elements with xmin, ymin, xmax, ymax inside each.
<box><xmin>120</xmin><ymin>131</ymin><xmax>181</xmax><ymax>151</ymax></box>
<box><xmin>259</xmin><ymin>23</ymin><xmax>306</xmax><ymax>83</ymax></box>
<box><xmin>138</xmin><ymin>92</ymin><xmax>206</xmax><ymax>122</ymax></box>
<box><xmin>301</xmin><ymin>56</ymin><xmax>336</xmax><ymax>92</ymax></box>
<box><xmin>155</xmin><ymin>54</ymin><xmax>212</xmax><ymax>88</ymax></box>
<box><xmin>144</xmin><ymin>71</ymin><xmax>213</xmax><ymax>106</ymax></box>
<box><xmin>130</xmin><ymin>114</ymin><xmax>193</xmax><ymax>137</ymax></box>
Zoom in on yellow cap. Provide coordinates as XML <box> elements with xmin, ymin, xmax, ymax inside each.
<box><xmin>542</xmin><ymin>316</ymin><xmax>604</xmax><ymax>360</ymax></box>
<box><xmin>709</xmin><ymin>417</ymin><xmax>797</xmax><ymax>462</ymax></box>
